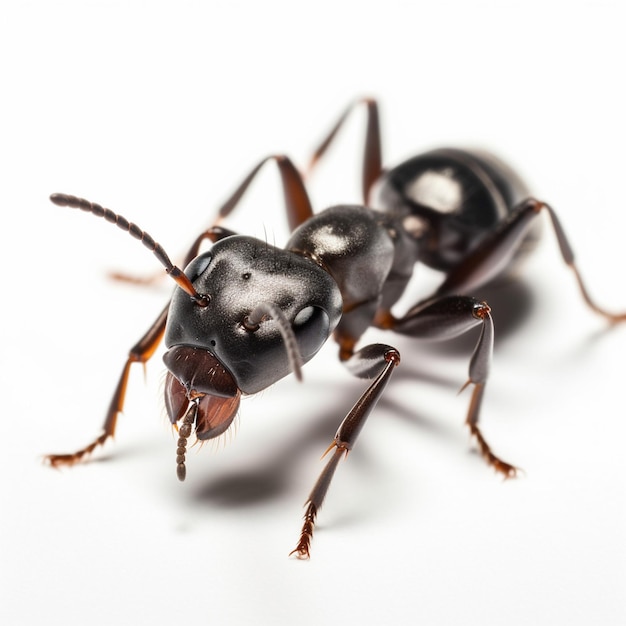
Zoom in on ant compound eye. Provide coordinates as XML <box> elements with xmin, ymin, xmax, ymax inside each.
<box><xmin>293</xmin><ymin>306</ymin><xmax>330</xmax><ymax>358</ymax></box>
<box><xmin>185</xmin><ymin>252</ymin><xmax>212</xmax><ymax>282</ymax></box>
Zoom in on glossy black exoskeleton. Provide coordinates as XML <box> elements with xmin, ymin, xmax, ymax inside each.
<box><xmin>46</xmin><ymin>99</ymin><xmax>626</xmax><ymax>559</ymax></box>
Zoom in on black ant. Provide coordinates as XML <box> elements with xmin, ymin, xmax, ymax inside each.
<box><xmin>45</xmin><ymin>99</ymin><xmax>626</xmax><ymax>559</ymax></box>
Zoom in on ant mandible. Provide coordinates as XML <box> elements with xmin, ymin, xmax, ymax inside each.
<box><xmin>45</xmin><ymin>99</ymin><xmax>626</xmax><ymax>559</ymax></box>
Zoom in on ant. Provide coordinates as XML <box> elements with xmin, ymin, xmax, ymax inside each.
<box><xmin>45</xmin><ymin>99</ymin><xmax>626</xmax><ymax>559</ymax></box>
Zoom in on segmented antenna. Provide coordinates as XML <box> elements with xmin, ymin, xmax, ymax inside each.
<box><xmin>49</xmin><ymin>193</ymin><xmax>208</xmax><ymax>305</ymax></box>
<box><xmin>176</xmin><ymin>401</ymin><xmax>197</xmax><ymax>482</ymax></box>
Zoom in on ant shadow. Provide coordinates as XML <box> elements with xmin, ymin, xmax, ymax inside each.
<box><xmin>188</xmin><ymin>277</ymin><xmax>537</xmax><ymax>511</ymax></box>
<box><xmin>190</xmin><ymin>401</ymin><xmax>354</xmax><ymax>509</ymax></box>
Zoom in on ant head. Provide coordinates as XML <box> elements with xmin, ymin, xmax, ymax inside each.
<box><xmin>48</xmin><ymin>194</ymin><xmax>342</xmax><ymax>448</ymax></box>
<box><xmin>163</xmin><ymin>235</ymin><xmax>343</xmax><ymax>401</ymax></box>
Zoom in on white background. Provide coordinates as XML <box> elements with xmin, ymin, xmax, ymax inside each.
<box><xmin>2</xmin><ymin>1</ymin><xmax>625</xmax><ymax>625</ymax></box>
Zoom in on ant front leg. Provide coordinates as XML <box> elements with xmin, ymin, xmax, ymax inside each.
<box><xmin>45</xmin><ymin>193</ymin><xmax>209</xmax><ymax>467</ymax></box>
<box><xmin>290</xmin><ymin>343</ymin><xmax>400</xmax><ymax>559</ymax></box>
<box><xmin>45</xmin><ymin>303</ymin><xmax>169</xmax><ymax>467</ymax></box>
<box><xmin>376</xmin><ymin>295</ymin><xmax>515</xmax><ymax>478</ymax></box>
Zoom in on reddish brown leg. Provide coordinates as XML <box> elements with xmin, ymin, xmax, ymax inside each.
<box><xmin>216</xmin><ymin>154</ymin><xmax>313</xmax><ymax>232</ymax></box>
<box><xmin>460</xmin><ymin>305</ymin><xmax>516</xmax><ymax>478</ymax></box>
<box><xmin>305</xmin><ymin>98</ymin><xmax>383</xmax><ymax>205</ymax></box>
<box><xmin>45</xmin><ymin>303</ymin><xmax>169</xmax><ymax>467</ymax></box>
<box><xmin>144</xmin><ymin>154</ymin><xmax>310</xmax><ymax>270</ymax></box>
<box><xmin>112</xmin><ymin>154</ymin><xmax>314</xmax><ymax>285</ymax></box>
<box><xmin>383</xmin><ymin>295</ymin><xmax>516</xmax><ymax>478</ymax></box>
<box><xmin>290</xmin><ymin>344</ymin><xmax>400</xmax><ymax>559</ymax></box>
<box><xmin>437</xmin><ymin>198</ymin><xmax>626</xmax><ymax>323</ymax></box>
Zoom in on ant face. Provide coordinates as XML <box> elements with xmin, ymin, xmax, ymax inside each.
<box><xmin>163</xmin><ymin>235</ymin><xmax>343</xmax><ymax>397</ymax></box>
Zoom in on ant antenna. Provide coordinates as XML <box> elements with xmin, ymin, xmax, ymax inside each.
<box><xmin>243</xmin><ymin>302</ymin><xmax>304</xmax><ymax>381</ymax></box>
<box><xmin>50</xmin><ymin>193</ymin><xmax>209</xmax><ymax>305</ymax></box>
<box><xmin>176</xmin><ymin>401</ymin><xmax>197</xmax><ymax>482</ymax></box>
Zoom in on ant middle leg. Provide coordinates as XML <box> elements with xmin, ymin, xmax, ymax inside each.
<box><xmin>218</xmin><ymin>98</ymin><xmax>385</xmax><ymax>226</ymax></box>
<box><xmin>305</xmin><ymin>97</ymin><xmax>383</xmax><ymax>205</ymax></box>
<box><xmin>376</xmin><ymin>295</ymin><xmax>516</xmax><ymax>478</ymax></box>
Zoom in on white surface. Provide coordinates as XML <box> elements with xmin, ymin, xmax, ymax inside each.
<box><xmin>2</xmin><ymin>2</ymin><xmax>625</xmax><ymax>625</ymax></box>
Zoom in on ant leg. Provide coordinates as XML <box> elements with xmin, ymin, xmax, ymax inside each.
<box><xmin>377</xmin><ymin>295</ymin><xmax>516</xmax><ymax>478</ymax></box>
<box><xmin>290</xmin><ymin>343</ymin><xmax>400</xmax><ymax>559</ymax></box>
<box><xmin>215</xmin><ymin>154</ymin><xmax>313</xmax><ymax>232</ymax></box>
<box><xmin>111</xmin><ymin>155</ymin><xmax>313</xmax><ymax>285</ymax></box>
<box><xmin>436</xmin><ymin>198</ymin><xmax>626</xmax><ymax>323</ymax></box>
<box><xmin>45</xmin><ymin>303</ymin><xmax>169</xmax><ymax>467</ymax></box>
<box><xmin>305</xmin><ymin>98</ymin><xmax>382</xmax><ymax>204</ymax></box>
<box><xmin>111</xmin><ymin>224</ymin><xmax>239</xmax><ymax>287</ymax></box>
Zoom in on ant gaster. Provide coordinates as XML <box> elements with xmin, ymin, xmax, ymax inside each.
<box><xmin>45</xmin><ymin>99</ymin><xmax>626</xmax><ymax>559</ymax></box>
